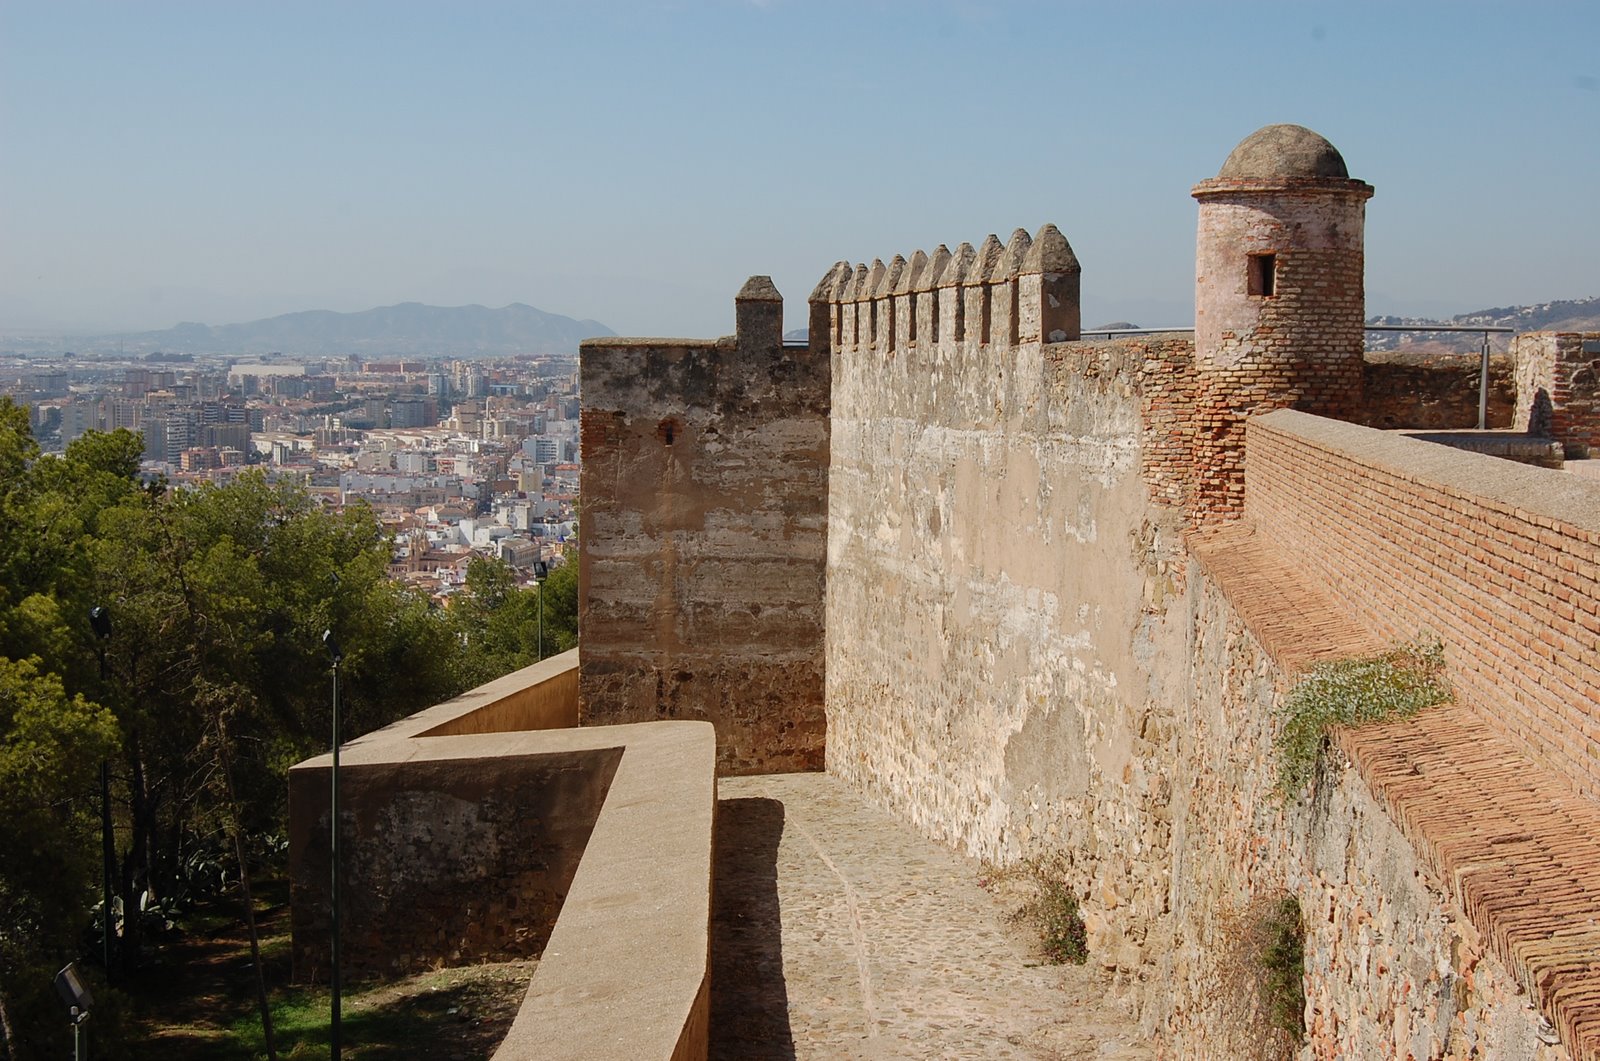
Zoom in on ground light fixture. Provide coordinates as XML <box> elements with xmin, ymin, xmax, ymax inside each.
<box><xmin>54</xmin><ymin>962</ymin><xmax>93</xmax><ymax>1061</ymax></box>
<box><xmin>322</xmin><ymin>628</ymin><xmax>344</xmax><ymax>1061</ymax></box>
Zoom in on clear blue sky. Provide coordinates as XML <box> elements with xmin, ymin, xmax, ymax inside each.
<box><xmin>2</xmin><ymin>1</ymin><xmax>1596</xmax><ymax>337</ymax></box>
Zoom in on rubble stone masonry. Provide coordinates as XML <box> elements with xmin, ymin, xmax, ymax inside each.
<box><xmin>1514</xmin><ymin>331</ymin><xmax>1600</xmax><ymax>454</ymax></box>
<box><xmin>578</xmin><ymin>278</ymin><xmax>829</xmax><ymax>774</ymax></box>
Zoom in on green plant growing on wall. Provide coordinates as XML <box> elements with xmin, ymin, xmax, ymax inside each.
<box><xmin>1258</xmin><ymin>897</ymin><xmax>1306</xmax><ymax>1044</ymax></box>
<box><xmin>1274</xmin><ymin>637</ymin><xmax>1449</xmax><ymax>798</ymax></box>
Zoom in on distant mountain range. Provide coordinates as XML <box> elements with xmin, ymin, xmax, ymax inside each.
<box><xmin>67</xmin><ymin>302</ymin><xmax>616</xmax><ymax>357</ymax></box>
<box><xmin>1367</xmin><ymin>296</ymin><xmax>1600</xmax><ymax>353</ymax></box>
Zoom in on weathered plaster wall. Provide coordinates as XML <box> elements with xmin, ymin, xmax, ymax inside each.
<box><xmin>824</xmin><ymin>328</ymin><xmax>1192</xmax><ymax>863</ymax></box>
<box><xmin>578</xmin><ymin>279</ymin><xmax>829</xmax><ymax>774</ymax></box>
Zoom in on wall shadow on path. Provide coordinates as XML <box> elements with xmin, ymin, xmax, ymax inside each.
<box><xmin>709</xmin><ymin>796</ymin><xmax>796</xmax><ymax>1060</ymax></box>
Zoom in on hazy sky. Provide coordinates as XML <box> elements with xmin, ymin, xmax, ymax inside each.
<box><xmin>3</xmin><ymin>1</ymin><xmax>1596</xmax><ymax>338</ymax></box>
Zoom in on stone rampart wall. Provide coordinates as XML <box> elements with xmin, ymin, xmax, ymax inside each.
<box><xmin>824</xmin><ymin>326</ymin><xmax>1192</xmax><ymax>861</ymax></box>
<box><xmin>1245</xmin><ymin>410</ymin><xmax>1600</xmax><ymax>799</ymax></box>
<box><xmin>578</xmin><ymin>280</ymin><xmax>829</xmax><ymax>775</ymax></box>
<box><xmin>819</xmin><ymin>254</ymin><xmax>1566</xmax><ymax>1054</ymax></box>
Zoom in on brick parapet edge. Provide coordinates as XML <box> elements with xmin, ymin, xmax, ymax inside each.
<box><xmin>1225</xmin><ymin>410</ymin><xmax>1600</xmax><ymax>1059</ymax></box>
<box><xmin>1195</xmin><ymin>522</ymin><xmax>1598</xmax><ymax>1059</ymax></box>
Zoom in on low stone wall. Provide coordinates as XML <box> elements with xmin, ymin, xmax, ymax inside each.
<box><xmin>287</xmin><ymin>650</ymin><xmax>717</xmax><ymax>1061</ymax></box>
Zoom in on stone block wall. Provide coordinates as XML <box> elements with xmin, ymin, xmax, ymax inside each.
<box><xmin>578</xmin><ymin>278</ymin><xmax>829</xmax><ymax>775</ymax></box>
<box><xmin>1245</xmin><ymin>410</ymin><xmax>1600</xmax><ymax>799</ymax></box>
<box><xmin>1514</xmin><ymin>332</ymin><xmax>1600</xmax><ymax>454</ymax></box>
<box><xmin>290</xmin><ymin>748</ymin><xmax>620</xmax><ymax>978</ymax></box>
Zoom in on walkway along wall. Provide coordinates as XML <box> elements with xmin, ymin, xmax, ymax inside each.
<box><xmin>578</xmin><ymin>278</ymin><xmax>829</xmax><ymax>774</ymax></box>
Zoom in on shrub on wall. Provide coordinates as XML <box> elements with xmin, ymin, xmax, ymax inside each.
<box><xmin>1274</xmin><ymin>637</ymin><xmax>1450</xmax><ymax>798</ymax></box>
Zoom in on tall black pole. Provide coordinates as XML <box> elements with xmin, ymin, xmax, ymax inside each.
<box><xmin>89</xmin><ymin>605</ymin><xmax>115</xmax><ymax>983</ymax></box>
<box><xmin>323</xmin><ymin>629</ymin><xmax>343</xmax><ymax>1061</ymax></box>
<box><xmin>330</xmin><ymin>656</ymin><xmax>341</xmax><ymax>1061</ymax></box>
<box><xmin>100</xmin><ymin>761</ymin><xmax>114</xmax><ymax>978</ymax></box>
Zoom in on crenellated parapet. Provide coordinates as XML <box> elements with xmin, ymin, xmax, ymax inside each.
<box><xmin>809</xmin><ymin>223</ymin><xmax>1081</xmax><ymax>356</ymax></box>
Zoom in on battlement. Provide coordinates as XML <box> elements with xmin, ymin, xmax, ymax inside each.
<box><xmin>808</xmin><ymin>223</ymin><xmax>1082</xmax><ymax>357</ymax></box>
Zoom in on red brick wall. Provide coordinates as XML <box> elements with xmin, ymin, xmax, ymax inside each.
<box><xmin>1245</xmin><ymin>409</ymin><xmax>1600</xmax><ymax>797</ymax></box>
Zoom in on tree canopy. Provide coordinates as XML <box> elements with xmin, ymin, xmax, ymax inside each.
<box><xmin>0</xmin><ymin>399</ymin><xmax>577</xmax><ymax>1059</ymax></box>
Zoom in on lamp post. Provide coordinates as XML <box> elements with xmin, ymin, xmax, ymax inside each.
<box><xmin>534</xmin><ymin>560</ymin><xmax>549</xmax><ymax>661</ymax></box>
<box><xmin>54</xmin><ymin>962</ymin><xmax>93</xmax><ymax>1061</ymax></box>
<box><xmin>87</xmin><ymin>606</ymin><xmax>115</xmax><ymax>982</ymax></box>
<box><xmin>321</xmin><ymin>629</ymin><xmax>344</xmax><ymax>1061</ymax></box>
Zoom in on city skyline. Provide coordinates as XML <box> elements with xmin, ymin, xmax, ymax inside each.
<box><xmin>3</xmin><ymin>1</ymin><xmax>1596</xmax><ymax>338</ymax></box>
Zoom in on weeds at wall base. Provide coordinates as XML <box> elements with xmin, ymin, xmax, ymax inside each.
<box><xmin>985</xmin><ymin>857</ymin><xmax>1089</xmax><ymax>966</ymax></box>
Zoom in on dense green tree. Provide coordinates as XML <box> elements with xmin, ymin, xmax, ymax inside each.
<box><xmin>0</xmin><ymin>657</ymin><xmax>118</xmax><ymax>1058</ymax></box>
<box><xmin>446</xmin><ymin>555</ymin><xmax>578</xmax><ymax>690</ymax></box>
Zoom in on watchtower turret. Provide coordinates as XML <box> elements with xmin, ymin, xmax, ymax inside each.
<box><xmin>1193</xmin><ymin>124</ymin><xmax>1373</xmax><ymax>419</ymax></box>
<box><xmin>1191</xmin><ymin>124</ymin><xmax>1374</xmax><ymax>520</ymax></box>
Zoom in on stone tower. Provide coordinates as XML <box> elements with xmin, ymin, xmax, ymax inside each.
<box><xmin>1190</xmin><ymin>123</ymin><xmax>1374</xmax><ymax>520</ymax></box>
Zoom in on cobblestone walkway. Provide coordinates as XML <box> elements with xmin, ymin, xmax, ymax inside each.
<box><xmin>710</xmin><ymin>772</ymin><xmax>1154</xmax><ymax>1060</ymax></box>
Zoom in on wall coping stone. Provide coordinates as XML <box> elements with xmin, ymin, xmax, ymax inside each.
<box><xmin>290</xmin><ymin>649</ymin><xmax>716</xmax><ymax>1061</ymax></box>
<box><xmin>1256</xmin><ymin>409</ymin><xmax>1600</xmax><ymax>532</ymax></box>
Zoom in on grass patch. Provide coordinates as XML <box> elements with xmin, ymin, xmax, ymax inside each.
<box><xmin>124</xmin><ymin>882</ymin><xmax>533</xmax><ymax>1060</ymax></box>
<box><xmin>1275</xmin><ymin>636</ymin><xmax>1449</xmax><ymax>798</ymax></box>
<box><xmin>227</xmin><ymin>966</ymin><xmax>534</xmax><ymax>1060</ymax></box>
<box><xmin>1032</xmin><ymin>875</ymin><xmax>1089</xmax><ymax>965</ymax></box>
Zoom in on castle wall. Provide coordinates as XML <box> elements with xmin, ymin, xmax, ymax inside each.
<box><xmin>1513</xmin><ymin>331</ymin><xmax>1600</xmax><ymax>453</ymax></box>
<box><xmin>1159</xmin><ymin>570</ymin><xmax>1566</xmax><ymax>1060</ymax></box>
<box><xmin>817</xmin><ymin>246</ymin><xmax>1568</xmax><ymax>1054</ymax></box>
<box><xmin>1245</xmin><ymin>410</ymin><xmax>1600</xmax><ymax>800</ymax></box>
<box><xmin>825</xmin><ymin>329</ymin><xmax>1193</xmax><ymax>860</ymax></box>
<box><xmin>577</xmin><ymin>280</ymin><xmax>829</xmax><ymax>775</ymax></box>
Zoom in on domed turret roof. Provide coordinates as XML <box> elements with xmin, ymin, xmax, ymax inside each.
<box><xmin>1217</xmin><ymin>124</ymin><xmax>1348</xmax><ymax>180</ymax></box>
